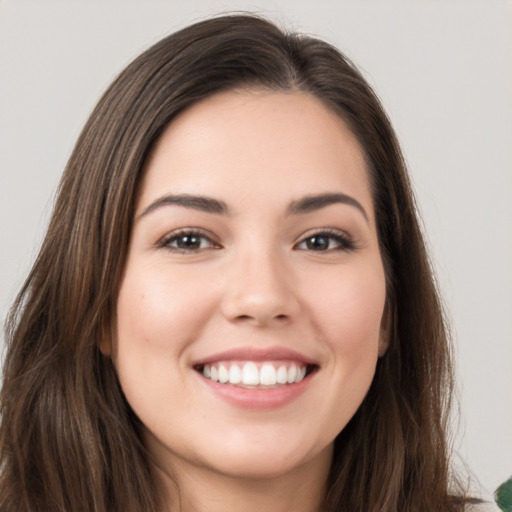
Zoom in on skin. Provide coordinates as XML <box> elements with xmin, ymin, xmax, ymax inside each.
<box><xmin>103</xmin><ymin>89</ymin><xmax>389</xmax><ymax>512</ymax></box>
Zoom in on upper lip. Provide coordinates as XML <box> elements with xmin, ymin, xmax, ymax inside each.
<box><xmin>192</xmin><ymin>346</ymin><xmax>318</xmax><ymax>367</ymax></box>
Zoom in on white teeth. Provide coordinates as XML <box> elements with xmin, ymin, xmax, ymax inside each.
<box><xmin>276</xmin><ymin>365</ymin><xmax>288</xmax><ymax>384</ymax></box>
<box><xmin>201</xmin><ymin>361</ymin><xmax>310</xmax><ymax>387</ymax></box>
<box><xmin>287</xmin><ymin>365</ymin><xmax>297</xmax><ymax>383</ymax></box>
<box><xmin>260</xmin><ymin>364</ymin><xmax>277</xmax><ymax>385</ymax></box>
<box><xmin>242</xmin><ymin>362</ymin><xmax>260</xmax><ymax>385</ymax></box>
<box><xmin>218</xmin><ymin>364</ymin><xmax>229</xmax><ymax>383</ymax></box>
<box><xmin>229</xmin><ymin>364</ymin><xmax>242</xmax><ymax>384</ymax></box>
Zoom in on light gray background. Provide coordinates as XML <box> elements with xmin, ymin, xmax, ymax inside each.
<box><xmin>1</xmin><ymin>0</ymin><xmax>511</xmax><ymax>496</ymax></box>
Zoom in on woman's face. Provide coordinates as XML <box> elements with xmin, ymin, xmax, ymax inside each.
<box><xmin>107</xmin><ymin>90</ymin><xmax>388</xmax><ymax>482</ymax></box>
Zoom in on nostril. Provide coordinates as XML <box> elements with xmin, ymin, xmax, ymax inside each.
<box><xmin>235</xmin><ymin>313</ymin><xmax>289</xmax><ymax>322</ymax></box>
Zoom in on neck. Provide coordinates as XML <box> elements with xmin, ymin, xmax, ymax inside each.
<box><xmin>154</xmin><ymin>446</ymin><xmax>332</xmax><ymax>512</ymax></box>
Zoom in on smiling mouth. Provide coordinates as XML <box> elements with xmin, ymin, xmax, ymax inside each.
<box><xmin>194</xmin><ymin>361</ymin><xmax>318</xmax><ymax>389</ymax></box>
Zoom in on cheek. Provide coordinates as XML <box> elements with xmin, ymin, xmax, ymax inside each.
<box><xmin>112</xmin><ymin>263</ymin><xmax>216</xmax><ymax>426</ymax></box>
<box><xmin>307</xmin><ymin>262</ymin><xmax>386</xmax><ymax>359</ymax></box>
<box><xmin>295</xmin><ymin>263</ymin><xmax>386</xmax><ymax>443</ymax></box>
<box><xmin>111</xmin><ymin>262</ymin><xmax>220</xmax><ymax>415</ymax></box>
<box><xmin>115</xmin><ymin>262</ymin><xmax>215</xmax><ymax>354</ymax></box>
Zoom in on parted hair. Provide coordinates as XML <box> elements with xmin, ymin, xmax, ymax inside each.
<box><xmin>1</xmin><ymin>14</ymin><xmax>472</xmax><ymax>512</ymax></box>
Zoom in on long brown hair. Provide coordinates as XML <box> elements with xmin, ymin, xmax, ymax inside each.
<box><xmin>1</xmin><ymin>14</ymin><xmax>473</xmax><ymax>512</ymax></box>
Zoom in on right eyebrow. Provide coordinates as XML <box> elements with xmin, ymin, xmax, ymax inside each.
<box><xmin>137</xmin><ymin>194</ymin><xmax>230</xmax><ymax>220</ymax></box>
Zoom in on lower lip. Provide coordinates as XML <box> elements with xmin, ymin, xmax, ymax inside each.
<box><xmin>198</xmin><ymin>373</ymin><xmax>313</xmax><ymax>410</ymax></box>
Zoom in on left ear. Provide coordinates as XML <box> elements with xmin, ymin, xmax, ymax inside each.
<box><xmin>378</xmin><ymin>302</ymin><xmax>392</xmax><ymax>357</ymax></box>
<box><xmin>99</xmin><ymin>335</ymin><xmax>112</xmax><ymax>357</ymax></box>
<box><xmin>99</xmin><ymin>321</ymin><xmax>114</xmax><ymax>358</ymax></box>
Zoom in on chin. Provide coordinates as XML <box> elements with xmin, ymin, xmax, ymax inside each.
<box><xmin>198</xmin><ymin>437</ymin><xmax>333</xmax><ymax>482</ymax></box>
<box><xmin>206</xmin><ymin>453</ymin><xmax>315</xmax><ymax>481</ymax></box>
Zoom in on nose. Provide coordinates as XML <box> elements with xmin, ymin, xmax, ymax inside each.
<box><xmin>220</xmin><ymin>248</ymin><xmax>300</xmax><ymax>327</ymax></box>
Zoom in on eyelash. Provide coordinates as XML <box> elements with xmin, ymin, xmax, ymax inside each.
<box><xmin>157</xmin><ymin>228</ymin><xmax>357</xmax><ymax>253</ymax></box>
<box><xmin>157</xmin><ymin>229</ymin><xmax>220</xmax><ymax>253</ymax></box>
<box><xmin>294</xmin><ymin>228</ymin><xmax>357</xmax><ymax>252</ymax></box>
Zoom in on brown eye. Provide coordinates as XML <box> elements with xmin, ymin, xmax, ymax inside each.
<box><xmin>160</xmin><ymin>230</ymin><xmax>219</xmax><ymax>252</ymax></box>
<box><xmin>295</xmin><ymin>230</ymin><xmax>356</xmax><ymax>252</ymax></box>
<box><xmin>304</xmin><ymin>235</ymin><xmax>331</xmax><ymax>251</ymax></box>
<box><xmin>174</xmin><ymin>234</ymin><xmax>203</xmax><ymax>249</ymax></box>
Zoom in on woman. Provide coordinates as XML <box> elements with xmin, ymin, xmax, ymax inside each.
<box><xmin>0</xmin><ymin>14</ymin><xmax>499</xmax><ymax>512</ymax></box>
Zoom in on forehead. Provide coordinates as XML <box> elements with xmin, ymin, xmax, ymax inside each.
<box><xmin>138</xmin><ymin>89</ymin><xmax>373</xmax><ymax>217</ymax></box>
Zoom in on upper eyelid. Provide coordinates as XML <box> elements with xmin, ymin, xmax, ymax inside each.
<box><xmin>296</xmin><ymin>226</ymin><xmax>352</xmax><ymax>240</ymax></box>
<box><xmin>294</xmin><ymin>227</ymin><xmax>358</xmax><ymax>251</ymax></box>
<box><xmin>157</xmin><ymin>228</ymin><xmax>220</xmax><ymax>247</ymax></box>
<box><xmin>156</xmin><ymin>226</ymin><xmax>355</xmax><ymax>248</ymax></box>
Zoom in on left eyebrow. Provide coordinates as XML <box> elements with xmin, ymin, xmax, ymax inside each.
<box><xmin>287</xmin><ymin>193</ymin><xmax>369</xmax><ymax>222</ymax></box>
